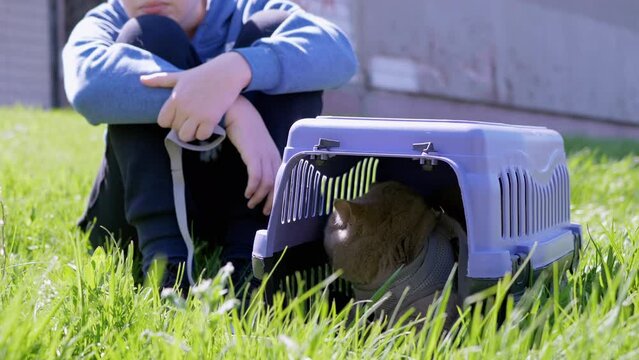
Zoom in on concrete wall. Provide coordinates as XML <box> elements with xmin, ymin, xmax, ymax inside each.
<box><xmin>362</xmin><ymin>0</ymin><xmax>639</xmax><ymax>124</ymax></box>
<box><xmin>302</xmin><ymin>0</ymin><xmax>639</xmax><ymax>137</ymax></box>
<box><xmin>0</xmin><ymin>0</ymin><xmax>54</xmax><ymax>108</ymax></box>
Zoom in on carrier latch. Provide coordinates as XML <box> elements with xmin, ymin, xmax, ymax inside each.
<box><xmin>571</xmin><ymin>229</ymin><xmax>582</xmax><ymax>273</ymax></box>
<box><xmin>314</xmin><ymin>138</ymin><xmax>340</xmax><ymax>150</ymax></box>
<box><xmin>510</xmin><ymin>252</ymin><xmax>532</xmax><ymax>300</ymax></box>
<box><xmin>412</xmin><ymin>142</ymin><xmax>438</xmax><ymax>170</ymax></box>
<box><xmin>312</xmin><ymin>138</ymin><xmax>340</xmax><ymax>162</ymax></box>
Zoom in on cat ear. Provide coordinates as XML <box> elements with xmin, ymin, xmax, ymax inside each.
<box><xmin>333</xmin><ymin>199</ymin><xmax>352</xmax><ymax>224</ymax></box>
<box><xmin>333</xmin><ymin>200</ymin><xmax>365</xmax><ymax>224</ymax></box>
<box><xmin>348</xmin><ymin>202</ymin><xmax>365</xmax><ymax>218</ymax></box>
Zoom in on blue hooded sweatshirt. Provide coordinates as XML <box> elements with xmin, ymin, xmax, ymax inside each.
<box><xmin>63</xmin><ymin>0</ymin><xmax>358</xmax><ymax>125</ymax></box>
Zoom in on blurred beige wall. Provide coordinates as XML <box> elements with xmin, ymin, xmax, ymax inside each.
<box><xmin>0</xmin><ymin>0</ymin><xmax>55</xmax><ymax>108</ymax></box>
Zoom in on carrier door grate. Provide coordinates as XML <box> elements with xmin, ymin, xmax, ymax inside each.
<box><xmin>281</xmin><ymin>159</ymin><xmax>327</xmax><ymax>224</ymax></box>
<box><xmin>280</xmin><ymin>157</ymin><xmax>380</xmax><ymax>224</ymax></box>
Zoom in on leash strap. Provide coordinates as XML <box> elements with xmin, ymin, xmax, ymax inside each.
<box><xmin>164</xmin><ymin>126</ymin><xmax>226</xmax><ymax>285</ymax></box>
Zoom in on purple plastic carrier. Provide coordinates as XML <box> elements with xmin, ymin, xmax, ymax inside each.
<box><xmin>252</xmin><ymin>116</ymin><xmax>582</xmax><ymax>300</ymax></box>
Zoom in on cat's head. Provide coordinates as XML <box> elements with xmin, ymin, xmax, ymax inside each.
<box><xmin>323</xmin><ymin>181</ymin><xmax>437</xmax><ymax>286</ymax></box>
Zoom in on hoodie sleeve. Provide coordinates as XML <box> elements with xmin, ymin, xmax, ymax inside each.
<box><xmin>233</xmin><ymin>0</ymin><xmax>358</xmax><ymax>94</ymax></box>
<box><xmin>62</xmin><ymin>4</ymin><xmax>178</xmax><ymax>125</ymax></box>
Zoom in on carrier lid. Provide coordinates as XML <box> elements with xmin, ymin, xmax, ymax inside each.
<box><xmin>284</xmin><ymin>117</ymin><xmax>563</xmax><ymax>163</ymax></box>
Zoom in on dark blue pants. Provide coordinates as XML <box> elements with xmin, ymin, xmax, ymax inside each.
<box><xmin>79</xmin><ymin>11</ymin><xmax>323</xmax><ymax>285</ymax></box>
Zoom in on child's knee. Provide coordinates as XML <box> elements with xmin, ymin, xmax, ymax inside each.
<box><xmin>235</xmin><ymin>9</ymin><xmax>291</xmax><ymax>48</ymax></box>
<box><xmin>117</xmin><ymin>14</ymin><xmax>197</xmax><ymax>68</ymax></box>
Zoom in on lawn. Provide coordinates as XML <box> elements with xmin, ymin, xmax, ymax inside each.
<box><xmin>1</xmin><ymin>106</ymin><xmax>639</xmax><ymax>359</ymax></box>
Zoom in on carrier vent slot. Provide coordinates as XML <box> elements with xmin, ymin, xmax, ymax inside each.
<box><xmin>295</xmin><ymin>160</ymin><xmax>303</xmax><ymax>221</ymax></box>
<box><xmin>508</xmin><ymin>171</ymin><xmax>517</xmax><ymax>238</ymax></box>
<box><xmin>499</xmin><ymin>171</ymin><xmax>511</xmax><ymax>238</ymax></box>
<box><xmin>551</xmin><ymin>172</ymin><xmax>555</xmax><ymax>222</ymax></box>
<box><xmin>498</xmin><ymin>165</ymin><xmax>570</xmax><ymax>239</ymax></box>
<box><xmin>545</xmin><ymin>187</ymin><xmax>550</xmax><ymax>229</ymax></box>
<box><xmin>535</xmin><ymin>184</ymin><xmax>541</xmax><ymax>233</ymax></box>
<box><xmin>498</xmin><ymin>176</ymin><xmax>505</xmax><ymax>237</ymax></box>
<box><xmin>524</xmin><ymin>172</ymin><xmax>532</xmax><ymax>236</ymax></box>
<box><xmin>324</xmin><ymin>177</ymin><xmax>334</xmax><ymax>217</ymax></box>
<box><xmin>318</xmin><ymin>175</ymin><xmax>326</xmax><ymax>217</ymax></box>
<box><xmin>345</xmin><ymin>167</ymin><xmax>354</xmax><ymax>200</ymax></box>
<box><xmin>516</xmin><ymin>169</ymin><xmax>525</xmax><ymax>236</ymax></box>
<box><xmin>560</xmin><ymin>165</ymin><xmax>570</xmax><ymax>222</ymax></box>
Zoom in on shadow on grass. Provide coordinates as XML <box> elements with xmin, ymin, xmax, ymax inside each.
<box><xmin>564</xmin><ymin>136</ymin><xmax>639</xmax><ymax>160</ymax></box>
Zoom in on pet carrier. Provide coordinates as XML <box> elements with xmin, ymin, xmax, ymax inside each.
<box><xmin>251</xmin><ymin>117</ymin><xmax>582</xmax><ymax>301</ymax></box>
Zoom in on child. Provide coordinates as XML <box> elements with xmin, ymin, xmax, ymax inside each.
<box><xmin>62</xmin><ymin>0</ymin><xmax>357</xmax><ymax>291</ymax></box>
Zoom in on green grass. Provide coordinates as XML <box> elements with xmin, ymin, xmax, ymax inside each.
<box><xmin>1</xmin><ymin>106</ymin><xmax>639</xmax><ymax>359</ymax></box>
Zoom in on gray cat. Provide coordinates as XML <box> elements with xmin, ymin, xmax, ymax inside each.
<box><xmin>323</xmin><ymin>181</ymin><xmax>461</xmax><ymax>326</ymax></box>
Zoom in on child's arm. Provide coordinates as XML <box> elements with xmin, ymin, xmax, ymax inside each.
<box><xmin>224</xmin><ymin>96</ymin><xmax>282</xmax><ymax>216</ymax></box>
<box><xmin>140</xmin><ymin>52</ymin><xmax>251</xmax><ymax>142</ymax></box>
<box><xmin>235</xmin><ymin>0</ymin><xmax>359</xmax><ymax>94</ymax></box>
<box><xmin>63</xmin><ymin>3</ymin><xmax>246</xmax><ymax>134</ymax></box>
<box><xmin>62</xmin><ymin>4</ymin><xmax>180</xmax><ymax>125</ymax></box>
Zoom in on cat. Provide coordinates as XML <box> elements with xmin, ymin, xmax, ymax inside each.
<box><xmin>323</xmin><ymin>181</ymin><xmax>460</xmax><ymax>326</ymax></box>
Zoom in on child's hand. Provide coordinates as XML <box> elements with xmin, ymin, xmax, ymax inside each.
<box><xmin>140</xmin><ymin>52</ymin><xmax>251</xmax><ymax>142</ymax></box>
<box><xmin>225</xmin><ymin>96</ymin><xmax>281</xmax><ymax>216</ymax></box>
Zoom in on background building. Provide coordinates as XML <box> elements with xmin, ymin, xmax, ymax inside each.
<box><xmin>2</xmin><ymin>0</ymin><xmax>638</xmax><ymax>137</ymax></box>
<box><xmin>0</xmin><ymin>0</ymin><xmax>61</xmax><ymax>108</ymax></box>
